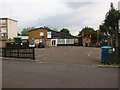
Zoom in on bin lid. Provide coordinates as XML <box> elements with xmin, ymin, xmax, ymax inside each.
<box><xmin>101</xmin><ymin>46</ymin><xmax>112</xmax><ymax>49</ymax></box>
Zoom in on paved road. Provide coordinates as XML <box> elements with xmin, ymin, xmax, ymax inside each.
<box><xmin>3</xmin><ymin>60</ymin><xmax>118</xmax><ymax>88</ymax></box>
<box><xmin>2</xmin><ymin>47</ymin><xmax>118</xmax><ymax>88</ymax></box>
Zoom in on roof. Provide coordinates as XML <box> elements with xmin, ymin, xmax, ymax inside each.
<box><xmin>14</xmin><ymin>36</ymin><xmax>29</xmax><ymax>40</ymax></box>
<box><xmin>0</xmin><ymin>18</ymin><xmax>18</xmax><ymax>22</ymax></box>
<box><xmin>28</xmin><ymin>27</ymin><xmax>75</xmax><ymax>39</ymax></box>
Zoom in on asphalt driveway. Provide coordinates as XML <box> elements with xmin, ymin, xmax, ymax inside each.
<box><xmin>36</xmin><ymin>46</ymin><xmax>101</xmax><ymax>66</ymax></box>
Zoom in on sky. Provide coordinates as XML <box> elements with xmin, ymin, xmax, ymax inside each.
<box><xmin>0</xmin><ymin>0</ymin><xmax>119</xmax><ymax>35</ymax></box>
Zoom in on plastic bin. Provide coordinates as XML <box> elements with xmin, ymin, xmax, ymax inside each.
<box><xmin>101</xmin><ymin>46</ymin><xmax>112</xmax><ymax>63</ymax></box>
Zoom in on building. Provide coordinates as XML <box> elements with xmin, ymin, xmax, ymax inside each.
<box><xmin>0</xmin><ymin>18</ymin><xmax>17</xmax><ymax>47</ymax></box>
<box><xmin>28</xmin><ymin>27</ymin><xmax>82</xmax><ymax>47</ymax></box>
<box><xmin>13</xmin><ymin>36</ymin><xmax>29</xmax><ymax>43</ymax></box>
<box><xmin>82</xmin><ymin>37</ymin><xmax>91</xmax><ymax>46</ymax></box>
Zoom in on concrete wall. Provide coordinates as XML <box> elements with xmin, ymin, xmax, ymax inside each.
<box><xmin>7</xmin><ymin>19</ymin><xmax>17</xmax><ymax>39</ymax></box>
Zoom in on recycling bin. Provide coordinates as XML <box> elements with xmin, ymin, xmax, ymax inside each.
<box><xmin>101</xmin><ymin>46</ymin><xmax>112</xmax><ymax>63</ymax></box>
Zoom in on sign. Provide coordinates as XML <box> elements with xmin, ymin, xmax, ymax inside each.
<box><xmin>108</xmin><ymin>49</ymin><xmax>113</xmax><ymax>53</ymax></box>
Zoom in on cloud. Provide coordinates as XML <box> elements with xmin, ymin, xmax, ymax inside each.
<box><xmin>0</xmin><ymin>0</ymin><xmax>118</xmax><ymax>35</ymax></box>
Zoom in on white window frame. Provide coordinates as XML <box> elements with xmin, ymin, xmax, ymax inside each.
<box><xmin>1</xmin><ymin>28</ymin><xmax>7</xmax><ymax>33</ymax></box>
<box><xmin>40</xmin><ymin>32</ymin><xmax>44</xmax><ymax>36</ymax></box>
<box><xmin>35</xmin><ymin>39</ymin><xmax>39</xmax><ymax>44</ymax></box>
<box><xmin>1</xmin><ymin>20</ymin><xmax>6</xmax><ymax>24</ymax></box>
<box><xmin>47</xmin><ymin>32</ymin><xmax>51</xmax><ymax>38</ymax></box>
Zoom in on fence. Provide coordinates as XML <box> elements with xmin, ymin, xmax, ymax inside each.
<box><xmin>1</xmin><ymin>47</ymin><xmax>35</xmax><ymax>60</ymax></box>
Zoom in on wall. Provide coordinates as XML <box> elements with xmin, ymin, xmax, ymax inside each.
<box><xmin>7</xmin><ymin>19</ymin><xmax>17</xmax><ymax>39</ymax></box>
<box><xmin>29</xmin><ymin>28</ymin><xmax>48</xmax><ymax>46</ymax></box>
<box><xmin>83</xmin><ymin>38</ymin><xmax>91</xmax><ymax>44</ymax></box>
<box><xmin>0</xmin><ymin>41</ymin><xmax>6</xmax><ymax>48</ymax></box>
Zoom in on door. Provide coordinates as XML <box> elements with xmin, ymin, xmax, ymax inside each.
<box><xmin>52</xmin><ymin>40</ymin><xmax>56</xmax><ymax>46</ymax></box>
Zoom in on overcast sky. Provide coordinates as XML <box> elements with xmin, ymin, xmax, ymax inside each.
<box><xmin>0</xmin><ymin>0</ymin><xmax>119</xmax><ymax>35</ymax></box>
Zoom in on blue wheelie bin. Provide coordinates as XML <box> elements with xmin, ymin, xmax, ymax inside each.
<box><xmin>101</xmin><ymin>46</ymin><xmax>112</xmax><ymax>63</ymax></box>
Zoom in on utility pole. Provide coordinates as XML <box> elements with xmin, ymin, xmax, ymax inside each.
<box><xmin>97</xmin><ymin>29</ymin><xmax>99</xmax><ymax>44</ymax></box>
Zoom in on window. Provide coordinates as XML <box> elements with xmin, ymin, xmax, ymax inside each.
<box><xmin>57</xmin><ymin>39</ymin><xmax>65</xmax><ymax>44</ymax></box>
<box><xmin>32</xmin><ymin>38</ymin><xmax>34</xmax><ymax>40</ymax></box>
<box><xmin>47</xmin><ymin>32</ymin><xmax>51</xmax><ymax>38</ymax></box>
<box><xmin>1</xmin><ymin>28</ymin><xmax>6</xmax><ymax>33</ymax></box>
<box><xmin>66</xmin><ymin>39</ymin><xmax>74</xmax><ymax>44</ymax></box>
<box><xmin>1</xmin><ymin>20</ymin><xmax>6</xmax><ymax>24</ymax></box>
<box><xmin>40</xmin><ymin>32</ymin><xmax>44</xmax><ymax>36</ymax></box>
<box><xmin>35</xmin><ymin>39</ymin><xmax>39</xmax><ymax>44</ymax></box>
<box><xmin>39</xmin><ymin>39</ymin><xmax>42</xmax><ymax>43</ymax></box>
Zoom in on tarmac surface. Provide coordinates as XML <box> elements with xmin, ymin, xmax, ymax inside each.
<box><xmin>2</xmin><ymin>46</ymin><xmax>118</xmax><ymax>88</ymax></box>
<box><xmin>36</xmin><ymin>46</ymin><xmax>101</xmax><ymax>66</ymax></box>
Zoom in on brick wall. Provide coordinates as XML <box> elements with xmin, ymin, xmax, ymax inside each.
<box><xmin>0</xmin><ymin>41</ymin><xmax>6</xmax><ymax>48</ymax></box>
<box><xmin>83</xmin><ymin>38</ymin><xmax>91</xmax><ymax>44</ymax></box>
<box><xmin>29</xmin><ymin>28</ymin><xmax>48</xmax><ymax>46</ymax></box>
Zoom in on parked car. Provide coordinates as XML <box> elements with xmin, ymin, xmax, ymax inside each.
<box><xmin>29</xmin><ymin>43</ymin><xmax>36</xmax><ymax>48</ymax></box>
<box><xmin>38</xmin><ymin>43</ymin><xmax>44</xmax><ymax>48</ymax></box>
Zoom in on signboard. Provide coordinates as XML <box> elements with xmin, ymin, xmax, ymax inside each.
<box><xmin>108</xmin><ymin>49</ymin><xmax>113</xmax><ymax>53</ymax></box>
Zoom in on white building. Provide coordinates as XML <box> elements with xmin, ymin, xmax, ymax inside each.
<box><xmin>0</xmin><ymin>18</ymin><xmax>17</xmax><ymax>47</ymax></box>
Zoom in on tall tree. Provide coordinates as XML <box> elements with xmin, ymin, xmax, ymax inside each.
<box><xmin>99</xmin><ymin>2</ymin><xmax>120</xmax><ymax>63</ymax></box>
<box><xmin>60</xmin><ymin>28</ymin><xmax>71</xmax><ymax>35</ymax></box>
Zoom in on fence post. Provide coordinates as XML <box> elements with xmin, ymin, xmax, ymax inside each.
<box><xmin>33</xmin><ymin>48</ymin><xmax>35</xmax><ymax>60</ymax></box>
<box><xmin>4</xmin><ymin>48</ymin><xmax>6</xmax><ymax>58</ymax></box>
<box><xmin>17</xmin><ymin>48</ymin><xmax>19</xmax><ymax>58</ymax></box>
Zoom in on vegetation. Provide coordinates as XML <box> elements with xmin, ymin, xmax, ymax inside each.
<box><xmin>78</xmin><ymin>27</ymin><xmax>103</xmax><ymax>44</ymax></box>
<box><xmin>60</xmin><ymin>28</ymin><xmax>71</xmax><ymax>35</ymax></box>
<box><xmin>21</xmin><ymin>26</ymin><xmax>35</xmax><ymax>36</ymax></box>
<box><xmin>99</xmin><ymin>2</ymin><xmax>120</xmax><ymax>63</ymax></box>
<box><xmin>17</xmin><ymin>33</ymin><xmax>21</xmax><ymax>36</ymax></box>
<box><xmin>44</xmin><ymin>26</ymin><xmax>51</xmax><ymax>30</ymax></box>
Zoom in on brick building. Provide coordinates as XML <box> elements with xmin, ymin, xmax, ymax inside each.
<box><xmin>28</xmin><ymin>27</ymin><xmax>82</xmax><ymax>47</ymax></box>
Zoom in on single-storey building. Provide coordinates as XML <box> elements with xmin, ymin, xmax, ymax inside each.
<box><xmin>28</xmin><ymin>27</ymin><xmax>82</xmax><ymax>47</ymax></box>
<box><xmin>13</xmin><ymin>36</ymin><xmax>29</xmax><ymax>43</ymax></box>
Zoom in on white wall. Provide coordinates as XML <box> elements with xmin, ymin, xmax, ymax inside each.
<box><xmin>7</xmin><ymin>19</ymin><xmax>17</xmax><ymax>39</ymax></box>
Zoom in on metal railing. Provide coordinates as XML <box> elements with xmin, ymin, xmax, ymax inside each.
<box><xmin>1</xmin><ymin>47</ymin><xmax>35</xmax><ymax>60</ymax></box>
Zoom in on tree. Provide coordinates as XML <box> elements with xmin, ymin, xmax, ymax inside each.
<box><xmin>99</xmin><ymin>2</ymin><xmax>120</xmax><ymax>63</ymax></box>
<box><xmin>44</xmin><ymin>26</ymin><xmax>51</xmax><ymax>30</ymax></box>
<box><xmin>60</xmin><ymin>28</ymin><xmax>71</xmax><ymax>35</ymax></box>
<box><xmin>21</xmin><ymin>28</ymin><xmax>28</xmax><ymax>36</ymax></box>
<box><xmin>17</xmin><ymin>33</ymin><xmax>21</xmax><ymax>36</ymax></box>
<box><xmin>21</xmin><ymin>26</ymin><xmax>35</xmax><ymax>36</ymax></box>
<box><xmin>53</xmin><ymin>28</ymin><xmax>58</xmax><ymax>31</ymax></box>
<box><xmin>78</xmin><ymin>27</ymin><xmax>103</xmax><ymax>44</ymax></box>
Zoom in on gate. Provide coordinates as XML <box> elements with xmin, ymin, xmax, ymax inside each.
<box><xmin>1</xmin><ymin>47</ymin><xmax>35</xmax><ymax>60</ymax></box>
